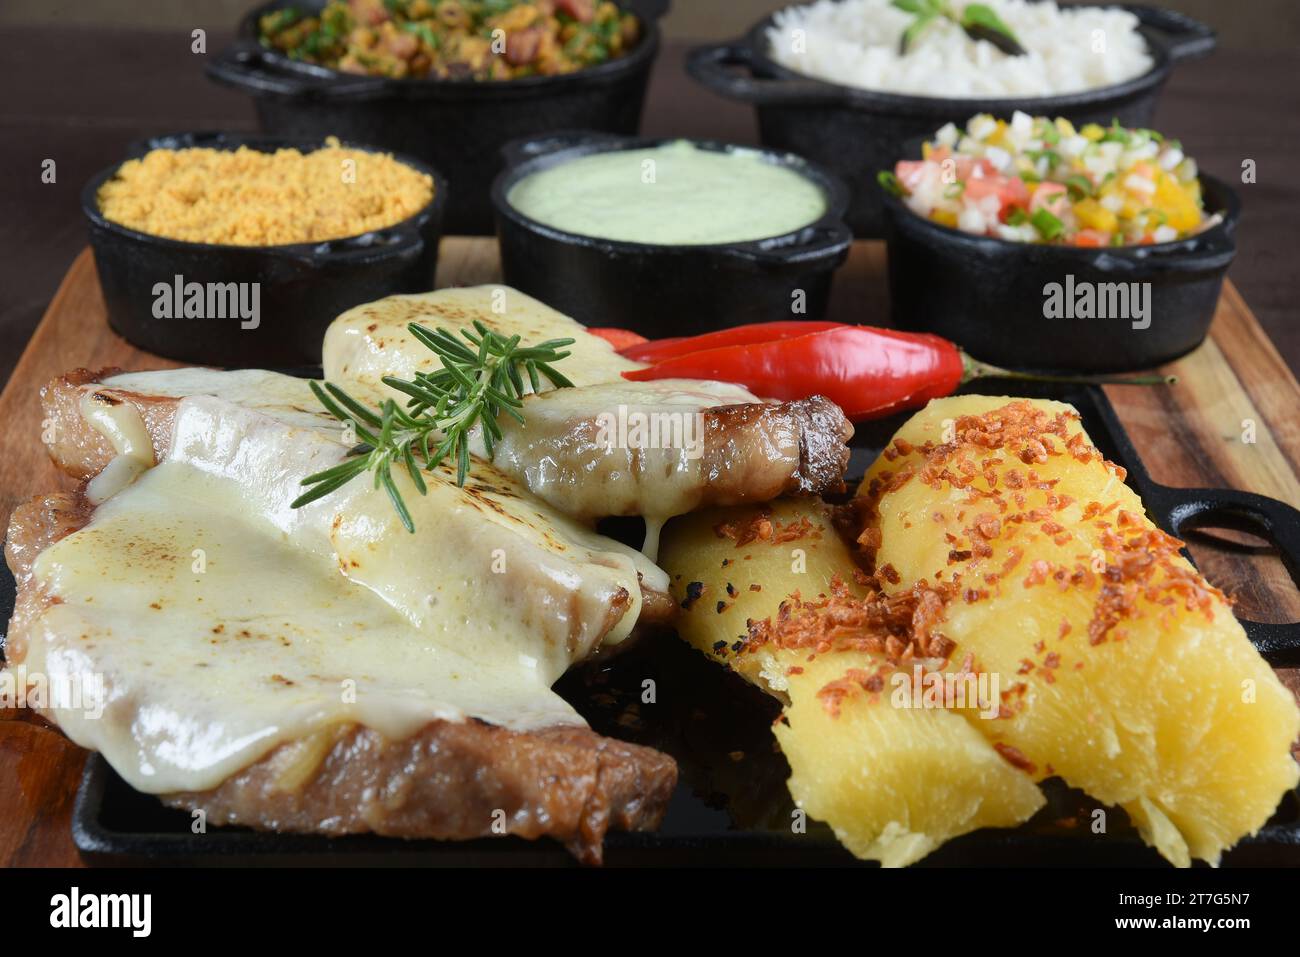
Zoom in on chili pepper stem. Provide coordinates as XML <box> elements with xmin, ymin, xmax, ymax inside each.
<box><xmin>961</xmin><ymin>353</ymin><xmax>1177</xmax><ymax>388</ymax></box>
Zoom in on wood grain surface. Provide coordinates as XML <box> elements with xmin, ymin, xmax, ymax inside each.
<box><xmin>1</xmin><ymin>239</ymin><xmax>1297</xmax><ymax>866</ymax></box>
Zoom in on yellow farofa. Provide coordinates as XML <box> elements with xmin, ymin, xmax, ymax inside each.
<box><xmin>96</xmin><ymin>138</ymin><xmax>434</xmax><ymax>246</ymax></box>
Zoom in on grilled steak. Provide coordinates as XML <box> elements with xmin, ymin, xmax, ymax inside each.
<box><xmin>43</xmin><ymin>368</ymin><xmax>852</xmax><ymax>524</ymax></box>
<box><xmin>3</xmin><ymin>490</ymin><xmax>675</xmax><ymax>864</ymax></box>
<box><xmin>6</xmin><ymin>377</ymin><xmax>682</xmax><ymax>863</ymax></box>
<box><xmin>323</xmin><ymin>288</ymin><xmax>853</xmax><ymax>517</ymax></box>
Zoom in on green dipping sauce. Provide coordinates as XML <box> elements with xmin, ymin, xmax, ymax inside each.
<box><xmin>506</xmin><ymin>141</ymin><xmax>828</xmax><ymax>245</ymax></box>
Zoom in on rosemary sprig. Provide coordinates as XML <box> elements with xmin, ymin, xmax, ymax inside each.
<box><xmin>291</xmin><ymin>321</ymin><xmax>574</xmax><ymax>532</ymax></box>
<box><xmin>893</xmin><ymin>0</ymin><xmax>1026</xmax><ymax>57</ymax></box>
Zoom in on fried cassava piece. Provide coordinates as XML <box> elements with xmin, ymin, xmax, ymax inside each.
<box><xmin>661</xmin><ymin>499</ymin><xmax>1044</xmax><ymax>866</ymax></box>
<box><xmin>661</xmin><ymin>397</ymin><xmax>1299</xmax><ymax>866</ymax></box>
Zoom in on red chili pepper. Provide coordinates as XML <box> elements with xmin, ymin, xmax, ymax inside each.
<box><xmin>588</xmin><ymin>327</ymin><xmax>649</xmax><ymax>350</ymax></box>
<box><xmin>618</xmin><ymin>321</ymin><xmax>843</xmax><ymax>364</ymax></box>
<box><xmin>622</xmin><ymin>325</ymin><xmax>961</xmax><ymax>420</ymax></box>
<box><xmin>620</xmin><ymin>323</ymin><xmax>1173</xmax><ymax>422</ymax></box>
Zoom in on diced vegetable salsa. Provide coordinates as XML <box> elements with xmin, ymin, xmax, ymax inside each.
<box><xmin>883</xmin><ymin>113</ymin><xmax>1219</xmax><ymax>247</ymax></box>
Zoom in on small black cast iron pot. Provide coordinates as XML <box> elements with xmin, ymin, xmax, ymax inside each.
<box><xmin>687</xmin><ymin>3</ymin><xmax>1216</xmax><ymax>237</ymax></box>
<box><xmin>208</xmin><ymin>0</ymin><xmax>668</xmax><ymax>235</ymax></box>
<box><xmin>881</xmin><ymin>174</ymin><xmax>1240</xmax><ymax>372</ymax></box>
<box><xmin>491</xmin><ymin>132</ymin><xmax>853</xmax><ymax>337</ymax></box>
<box><xmin>83</xmin><ymin>131</ymin><xmax>447</xmax><ymax>367</ymax></box>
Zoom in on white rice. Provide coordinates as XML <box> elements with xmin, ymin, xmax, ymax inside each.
<box><xmin>766</xmin><ymin>0</ymin><xmax>1153</xmax><ymax>98</ymax></box>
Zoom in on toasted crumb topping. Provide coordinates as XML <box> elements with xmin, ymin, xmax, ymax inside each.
<box><xmin>994</xmin><ymin>743</ymin><xmax>1038</xmax><ymax>774</ymax></box>
<box><xmin>1085</xmin><ymin>515</ymin><xmax>1226</xmax><ymax>644</ymax></box>
<box><xmin>868</xmin><ymin>402</ymin><xmax>1120</xmax><ymax>508</ymax></box>
<box><xmin>835</xmin><ymin>399</ymin><xmax>1235</xmax><ymax>728</ymax></box>
<box><xmin>744</xmin><ymin>576</ymin><xmax>952</xmax><ymax>659</ymax></box>
<box><xmin>732</xmin><ymin>575</ymin><xmax>976</xmax><ymax>717</ymax></box>
<box><xmin>714</xmin><ymin>507</ymin><xmax>823</xmax><ymax>548</ymax></box>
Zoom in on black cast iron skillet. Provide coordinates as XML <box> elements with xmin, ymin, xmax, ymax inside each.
<box><xmin>880</xmin><ymin>168</ymin><xmax>1240</xmax><ymax>372</ymax></box>
<box><xmin>30</xmin><ymin>382</ymin><xmax>1297</xmax><ymax>865</ymax></box>
<box><xmin>207</xmin><ymin>0</ymin><xmax>669</xmax><ymax>235</ymax></box>
<box><xmin>491</xmin><ymin>132</ymin><xmax>853</xmax><ymax>336</ymax></box>
<box><xmin>687</xmin><ymin>3</ymin><xmax>1216</xmax><ymax>237</ymax></box>
<box><xmin>83</xmin><ymin>131</ymin><xmax>447</xmax><ymax>368</ymax></box>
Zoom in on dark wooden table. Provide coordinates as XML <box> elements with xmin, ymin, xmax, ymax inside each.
<box><xmin>0</xmin><ymin>25</ymin><xmax>1298</xmax><ymax>385</ymax></box>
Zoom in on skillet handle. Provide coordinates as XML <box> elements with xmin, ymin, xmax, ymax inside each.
<box><xmin>742</xmin><ymin>221</ymin><xmax>854</xmax><ymax>268</ymax></box>
<box><xmin>272</xmin><ymin>221</ymin><xmax>430</xmax><ymax>275</ymax></box>
<box><xmin>206</xmin><ymin>40</ymin><xmax>387</xmax><ymax>100</ymax></box>
<box><xmin>1143</xmin><ymin>483</ymin><xmax>1300</xmax><ymax>666</ymax></box>
<box><xmin>686</xmin><ymin>42</ymin><xmax>849</xmax><ymax>108</ymax></box>
<box><xmin>498</xmin><ymin>131</ymin><xmax>624</xmax><ymax>170</ymax></box>
<box><xmin>1126</xmin><ymin>5</ymin><xmax>1217</xmax><ymax>63</ymax></box>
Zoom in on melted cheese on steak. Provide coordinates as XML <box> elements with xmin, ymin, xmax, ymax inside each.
<box><xmin>323</xmin><ymin>286</ymin><xmax>646</xmax><ymax>406</ymax></box>
<box><xmin>318</xmin><ymin>286</ymin><xmax>848</xmax><ymax>549</ymax></box>
<box><xmin>25</xmin><ymin>391</ymin><xmax>666</xmax><ymax>794</ymax></box>
<box><xmin>492</xmin><ymin>379</ymin><xmax>767</xmax><ymax>521</ymax></box>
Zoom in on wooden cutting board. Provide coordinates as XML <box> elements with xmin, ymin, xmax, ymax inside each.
<box><xmin>2</xmin><ymin>240</ymin><xmax>1298</xmax><ymax>866</ymax></box>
